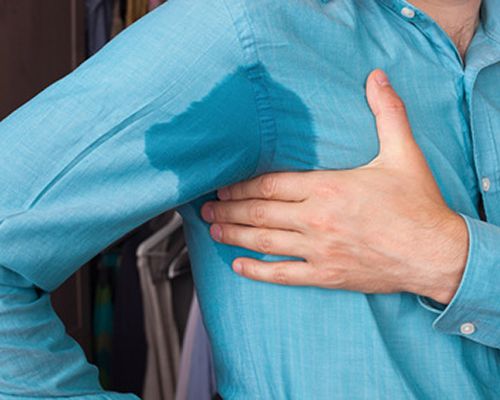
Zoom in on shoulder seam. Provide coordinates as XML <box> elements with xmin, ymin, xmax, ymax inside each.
<box><xmin>218</xmin><ymin>6</ymin><xmax>275</xmax><ymax>395</ymax></box>
<box><xmin>221</xmin><ymin>0</ymin><xmax>277</xmax><ymax>176</ymax></box>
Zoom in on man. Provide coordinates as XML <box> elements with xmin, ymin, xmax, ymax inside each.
<box><xmin>203</xmin><ymin>70</ymin><xmax>471</xmax><ymax>305</ymax></box>
<box><xmin>0</xmin><ymin>0</ymin><xmax>498</xmax><ymax>399</ymax></box>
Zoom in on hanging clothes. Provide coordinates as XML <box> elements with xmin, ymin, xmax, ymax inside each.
<box><xmin>111</xmin><ymin>0</ymin><xmax>125</xmax><ymax>38</ymax></box>
<box><xmin>137</xmin><ymin>213</ymin><xmax>184</xmax><ymax>400</ymax></box>
<box><xmin>85</xmin><ymin>0</ymin><xmax>114</xmax><ymax>55</ymax></box>
<box><xmin>93</xmin><ymin>251</ymin><xmax>119</xmax><ymax>389</ymax></box>
<box><xmin>120</xmin><ymin>0</ymin><xmax>127</xmax><ymax>23</ymax></box>
<box><xmin>110</xmin><ymin>226</ymin><xmax>150</xmax><ymax>396</ymax></box>
<box><xmin>170</xmin><ymin>247</ymin><xmax>194</xmax><ymax>344</ymax></box>
<box><xmin>148</xmin><ymin>0</ymin><xmax>164</xmax><ymax>11</ymax></box>
<box><xmin>126</xmin><ymin>0</ymin><xmax>149</xmax><ymax>26</ymax></box>
<box><xmin>176</xmin><ymin>293</ymin><xmax>216</xmax><ymax>400</ymax></box>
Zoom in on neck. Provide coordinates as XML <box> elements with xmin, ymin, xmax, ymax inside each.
<box><xmin>408</xmin><ymin>0</ymin><xmax>482</xmax><ymax>58</ymax></box>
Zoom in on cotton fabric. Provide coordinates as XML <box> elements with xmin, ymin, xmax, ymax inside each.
<box><xmin>0</xmin><ymin>0</ymin><xmax>499</xmax><ymax>398</ymax></box>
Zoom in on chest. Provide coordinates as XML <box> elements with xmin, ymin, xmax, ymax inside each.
<box><xmin>251</xmin><ymin>0</ymin><xmax>500</xmax><ymax>220</ymax></box>
<box><xmin>255</xmin><ymin>34</ymin><xmax>489</xmax><ymax>216</ymax></box>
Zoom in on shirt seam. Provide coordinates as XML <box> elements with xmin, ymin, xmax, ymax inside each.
<box><xmin>219</xmin><ymin>0</ymin><xmax>274</xmax><ymax>397</ymax></box>
<box><xmin>484</xmin><ymin>105</ymin><xmax>500</xmax><ymax>195</ymax></box>
<box><xmin>220</xmin><ymin>0</ymin><xmax>277</xmax><ymax>178</ymax></box>
<box><xmin>26</xmin><ymin>28</ymin><xmax>232</xmax><ymax>210</ymax></box>
<box><xmin>484</xmin><ymin>30</ymin><xmax>500</xmax><ymax>45</ymax></box>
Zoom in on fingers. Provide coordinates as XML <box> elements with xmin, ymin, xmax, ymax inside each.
<box><xmin>217</xmin><ymin>172</ymin><xmax>310</xmax><ymax>202</ymax></box>
<box><xmin>201</xmin><ymin>199</ymin><xmax>303</xmax><ymax>231</ymax></box>
<box><xmin>365</xmin><ymin>69</ymin><xmax>419</xmax><ymax>160</ymax></box>
<box><xmin>210</xmin><ymin>224</ymin><xmax>307</xmax><ymax>259</ymax></box>
<box><xmin>232</xmin><ymin>258</ymin><xmax>318</xmax><ymax>286</ymax></box>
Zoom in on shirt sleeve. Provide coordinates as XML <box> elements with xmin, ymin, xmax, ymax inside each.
<box><xmin>417</xmin><ymin>213</ymin><xmax>500</xmax><ymax>350</ymax></box>
<box><xmin>0</xmin><ymin>0</ymin><xmax>263</xmax><ymax>397</ymax></box>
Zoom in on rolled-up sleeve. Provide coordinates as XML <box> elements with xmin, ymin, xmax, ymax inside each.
<box><xmin>0</xmin><ymin>0</ymin><xmax>262</xmax><ymax>396</ymax></box>
<box><xmin>418</xmin><ymin>213</ymin><xmax>500</xmax><ymax>350</ymax></box>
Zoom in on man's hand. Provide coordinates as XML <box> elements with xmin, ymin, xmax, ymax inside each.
<box><xmin>201</xmin><ymin>69</ymin><xmax>469</xmax><ymax>305</ymax></box>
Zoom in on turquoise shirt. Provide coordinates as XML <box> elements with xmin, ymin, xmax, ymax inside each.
<box><xmin>0</xmin><ymin>0</ymin><xmax>499</xmax><ymax>398</ymax></box>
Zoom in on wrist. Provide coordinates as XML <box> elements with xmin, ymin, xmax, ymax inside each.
<box><xmin>428</xmin><ymin>212</ymin><xmax>468</xmax><ymax>304</ymax></box>
<box><xmin>413</xmin><ymin>211</ymin><xmax>469</xmax><ymax>305</ymax></box>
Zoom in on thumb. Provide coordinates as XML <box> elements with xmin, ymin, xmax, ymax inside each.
<box><xmin>365</xmin><ymin>69</ymin><xmax>420</xmax><ymax>164</ymax></box>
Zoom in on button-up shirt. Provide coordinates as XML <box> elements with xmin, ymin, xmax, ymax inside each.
<box><xmin>0</xmin><ymin>0</ymin><xmax>499</xmax><ymax>398</ymax></box>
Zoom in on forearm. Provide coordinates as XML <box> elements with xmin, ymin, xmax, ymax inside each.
<box><xmin>0</xmin><ymin>265</ymin><xmax>139</xmax><ymax>399</ymax></box>
<box><xmin>418</xmin><ymin>214</ymin><xmax>500</xmax><ymax>349</ymax></box>
<box><xmin>0</xmin><ymin>0</ymin><xmax>260</xmax><ymax>394</ymax></box>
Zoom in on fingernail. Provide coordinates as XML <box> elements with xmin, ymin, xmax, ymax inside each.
<box><xmin>217</xmin><ymin>187</ymin><xmax>231</xmax><ymax>200</ymax></box>
<box><xmin>233</xmin><ymin>261</ymin><xmax>242</xmax><ymax>274</ymax></box>
<box><xmin>210</xmin><ymin>224</ymin><xmax>222</xmax><ymax>241</ymax></box>
<box><xmin>201</xmin><ymin>204</ymin><xmax>214</xmax><ymax>222</ymax></box>
<box><xmin>375</xmin><ymin>70</ymin><xmax>390</xmax><ymax>86</ymax></box>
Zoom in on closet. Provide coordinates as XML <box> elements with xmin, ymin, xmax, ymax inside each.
<box><xmin>0</xmin><ymin>0</ymin><xmax>91</xmax><ymax>356</ymax></box>
<box><xmin>1</xmin><ymin>2</ymin><xmax>216</xmax><ymax>399</ymax></box>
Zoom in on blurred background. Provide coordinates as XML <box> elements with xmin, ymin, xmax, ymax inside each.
<box><xmin>0</xmin><ymin>2</ymin><xmax>215</xmax><ymax>399</ymax></box>
<box><xmin>0</xmin><ymin>0</ymin><xmax>152</xmax><ymax>119</ymax></box>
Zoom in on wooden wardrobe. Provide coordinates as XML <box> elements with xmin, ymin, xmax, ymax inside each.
<box><xmin>0</xmin><ymin>0</ymin><xmax>92</xmax><ymax>359</ymax></box>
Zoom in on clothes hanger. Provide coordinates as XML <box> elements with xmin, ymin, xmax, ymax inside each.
<box><xmin>167</xmin><ymin>246</ymin><xmax>190</xmax><ymax>280</ymax></box>
<box><xmin>136</xmin><ymin>211</ymin><xmax>184</xmax><ymax>282</ymax></box>
<box><xmin>136</xmin><ymin>212</ymin><xmax>182</xmax><ymax>257</ymax></box>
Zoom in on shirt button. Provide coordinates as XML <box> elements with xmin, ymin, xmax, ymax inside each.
<box><xmin>482</xmin><ymin>177</ymin><xmax>491</xmax><ymax>192</ymax></box>
<box><xmin>401</xmin><ymin>7</ymin><xmax>415</xmax><ymax>18</ymax></box>
<box><xmin>460</xmin><ymin>322</ymin><xmax>476</xmax><ymax>335</ymax></box>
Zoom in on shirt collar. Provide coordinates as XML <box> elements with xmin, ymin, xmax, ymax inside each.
<box><xmin>481</xmin><ymin>0</ymin><xmax>500</xmax><ymax>44</ymax></box>
<box><xmin>319</xmin><ymin>0</ymin><xmax>500</xmax><ymax>45</ymax></box>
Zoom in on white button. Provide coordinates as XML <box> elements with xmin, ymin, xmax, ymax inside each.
<box><xmin>401</xmin><ymin>7</ymin><xmax>415</xmax><ymax>18</ymax></box>
<box><xmin>460</xmin><ymin>322</ymin><xmax>476</xmax><ymax>335</ymax></box>
<box><xmin>482</xmin><ymin>177</ymin><xmax>491</xmax><ymax>192</ymax></box>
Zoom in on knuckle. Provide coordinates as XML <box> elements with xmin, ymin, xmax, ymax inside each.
<box><xmin>317</xmin><ymin>267</ymin><xmax>344</xmax><ymax>288</ymax></box>
<box><xmin>272</xmin><ymin>267</ymin><xmax>289</xmax><ymax>285</ymax></box>
<box><xmin>256</xmin><ymin>232</ymin><xmax>273</xmax><ymax>253</ymax></box>
<box><xmin>319</xmin><ymin>237</ymin><xmax>338</xmax><ymax>259</ymax></box>
<box><xmin>234</xmin><ymin>183</ymin><xmax>247</xmax><ymax>199</ymax></box>
<box><xmin>306</xmin><ymin>213</ymin><xmax>330</xmax><ymax>232</ymax></box>
<box><xmin>228</xmin><ymin>183</ymin><xmax>242</xmax><ymax>199</ymax></box>
<box><xmin>301</xmin><ymin>204</ymin><xmax>338</xmax><ymax>233</ymax></box>
<box><xmin>249</xmin><ymin>201</ymin><xmax>266</xmax><ymax>226</ymax></box>
<box><xmin>212</xmin><ymin>204</ymin><xmax>226</xmax><ymax>220</ymax></box>
<box><xmin>241</xmin><ymin>263</ymin><xmax>253</xmax><ymax>278</ymax></box>
<box><xmin>226</xmin><ymin>185</ymin><xmax>236</xmax><ymax>199</ymax></box>
<box><xmin>245</xmin><ymin>263</ymin><xmax>263</xmax><ymax>281</ymax></box>
<box><xmin>312</xmin><ymin>181</ymin><xmax>342</xmax><ymax>199</ymax></box>
<box><xmin>219</xmin><ymin>225</ymin><xmax>231</xmax><ymax>242</ymax></box>
<box><xmin>258</xmin><ymin>174</ymin><xmax>277</xmax><ymax>198</ymax></box>
<box><xmin>383</xmin><ymin>97</ymin><xmax>406</xmax><ymax>113</ymax></box>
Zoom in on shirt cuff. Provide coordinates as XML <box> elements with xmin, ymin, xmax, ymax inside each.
<box><xmin>417</xmin><ymin>213</ymin><xmax>500</xmax><ymax>349</ymax></box>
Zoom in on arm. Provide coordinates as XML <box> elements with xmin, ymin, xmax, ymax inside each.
<box><xmin>202</xmin><ymin>70</ymin><xmax>500</xmax><ymax>350</ymax></box>
<box><xmin>0</xmin><ymin>0</ymin><xmax>261</xmax><ymax>396</ymax></box>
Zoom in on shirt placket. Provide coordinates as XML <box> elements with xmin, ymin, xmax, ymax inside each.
<box><xmin>464</xmin><ymin>33</ymin><xmax>500</xmax><ymax>225</ymax></box>
<box><xmin>379</xmin><ymin>0</ymin><xmax>485</xmax><ymax>218</ymax></box>
<box><xmin>382</xmin><ymin>0</ymin><xmax>500</xmax><ymax>226</ymax></box>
